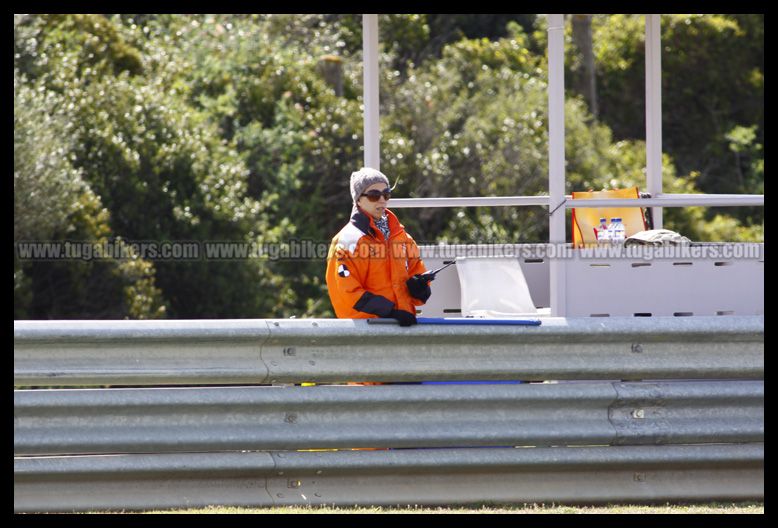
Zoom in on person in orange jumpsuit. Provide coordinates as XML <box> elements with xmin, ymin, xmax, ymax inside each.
<box><xmin>325</xmin><ymin>167</ymin><xmax>431</xmax><ymax>326</ymax></box>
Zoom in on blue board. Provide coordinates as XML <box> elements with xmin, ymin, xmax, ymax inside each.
<box><xmin>421</xmin><ymin>380</ymin><xmax>523</xmax><ymax>385</ymax></box>
<box><xmin>367</xmin><ymin>317</ymin><xmax>541</xmax><ymax>325</ymax></box>
<box><xmin>415</xmin><ymin>317</ymin><xmax>541</xmax><ymax>326</ymax></box>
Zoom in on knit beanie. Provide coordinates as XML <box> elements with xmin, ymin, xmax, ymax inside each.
<box><xmin>350</xmin><ymin>167</ymin><xmax>390</xmax><ymax>204</ymax></box>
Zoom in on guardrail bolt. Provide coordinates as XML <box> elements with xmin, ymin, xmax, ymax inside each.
<box><xmin>633</xmin><ymin>472</ymin><xmax>646</xmax><ymax>482</ymax></box>
<box><xmin>283</xmin><ymin>347</ymin><xmax>296</xmax><ymax>356</ymax></box>
<box><xmin>288</xmin><ymin>480</ymin><xmax>302</xmax><ymax>489</ymax></box>
<box><xmin>631</xmin><ymin>409</ymin><xmax>645</xmax><ymax>419</ymax></box>
<box><xmin>631</xmin><ymin>343</ymin><xmax>643</xmax><ymax>353</ymax></box>
<box><xmin>285</xmin><ymin>413</ymin><xmax>298</xmax><ymax>424</ymax></box>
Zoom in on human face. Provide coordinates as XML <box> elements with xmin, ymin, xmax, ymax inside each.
<box><xmin>357</xmin><ymin>182</ymin><xmax>391</xmax><ymax>220</ymax></box>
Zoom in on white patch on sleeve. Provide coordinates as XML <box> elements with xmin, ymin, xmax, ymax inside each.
<box><xmin>337</xmin><ymin>223</ymin><xmax>365</xmax><ymax>255</ymax></box>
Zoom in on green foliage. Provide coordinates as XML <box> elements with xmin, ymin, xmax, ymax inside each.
<box><xmin>381</xmin><ymin>34</ymin><xmax>546</xmax><ymax>242</ymax></box>
<box><xmin>380</xmin><ymin>14</ymin><xmax>431</xmax><ymax>73</ymax></box>
<box><xmin>21</xmin><ymin>187</ymin><xmax>168</xmax><ymax>319</ymax></box>
<box><xmin>14</xmin><ymin>68</ymin><xmax>166</xmax><ymax>319</ymax></box>
<box><xmin>589</xmin><ymin>15</ymin><xmax>763</xmax><ymax>210</ymax></box>
<box><xmin>15</xmin><ymin>14</ymin><xmax>143</xmax><ymax>87</ymax></box>
<box><xmin>425</xmin><ymin>14</ymin><xmax>539</xmax><ymax>57</ymax></box>
<box><xmin>150</xmin><ymin>15</ymin><xmax>367</xmax><ymax>316</ymax></box>
<box><xmin>14</xmin><ymin>72</ymin><xmax>85</xmax><ymax>243</ymax></box>
<box><xmin>15</xmin><ymin>14</ymin><xmax>299</xmax><ymax>318</ymax></box>
<box><xmin>381</xmin><ymin>33</ymin><xmax>655</xmax><ymax>244</ymax></box>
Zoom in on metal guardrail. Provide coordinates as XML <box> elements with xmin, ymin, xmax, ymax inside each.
<box><xmin>14</xmin><ymin>444</ymin><xmax>764</xmax><ymax>512</ymax></box>
<box><xmin>13</xmin><ymin>316</ymin><xmax>764</xmax><ymax>511</ymax></box>
<box><xmin>14</xmin><ymin>316</ymin><xmax>764</xmax><ymax>386</ymax></box>
<box><xmin>14</xmin><ymin>380</ymin><xmax>763</xmax><ymax>456</ymax></box>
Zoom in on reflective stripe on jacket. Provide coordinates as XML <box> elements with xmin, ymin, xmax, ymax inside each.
<box><xmin>326</xmin><ymin>206</ymin><xmax>428</xmax><ymax>319</ymax></box>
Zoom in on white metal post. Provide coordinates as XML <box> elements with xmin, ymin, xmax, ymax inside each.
<box><xmin>362</xmin><ymin>14</ymin><xmax>380</xmax><ymax>170</ymax></box>
<box><xmin>645</xmin><ymin>14</ymin><xmax>663</xmax><ymax>229</ymax></box>
<box><xmin>547</xmin><ymin>14</ymin><xmax>567</xmax><ymax>317</ymax></box>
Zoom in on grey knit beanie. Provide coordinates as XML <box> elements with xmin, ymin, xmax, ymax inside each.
<box><xmin>350</xmin><ymin>167</ymin><xmax>390</xmax><ymax>204</ymax></box>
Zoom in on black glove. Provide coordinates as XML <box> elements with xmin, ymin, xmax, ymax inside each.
<box><xmin>389</xmin><ymin>309</ymin><xmax>417</xmax><ymax>327</ymax></box>
<box><xmin>405</xmin><ymin>274</ymin><xmax>431</xmax><ymax>302</ymax></box>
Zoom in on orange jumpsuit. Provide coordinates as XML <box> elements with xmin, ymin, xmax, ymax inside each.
<box><xmin>326</xmin><ymin>206</ymin><xmax>428</xmax><ymax>318</ymax></box>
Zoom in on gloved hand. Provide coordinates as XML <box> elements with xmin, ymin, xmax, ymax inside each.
<box><xmin>389</xmin><ymin>309</ymin><xmax>417</xmax><ymax>327</ymax></box>
<box><xmin>405</xmin><ymin>274</ymin><xmax>431</xmax><ymax>302</ymax></box>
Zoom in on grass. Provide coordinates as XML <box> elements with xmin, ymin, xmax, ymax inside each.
<box><xmin>135</xmin><ymin>502</ymin><xmax>764</xmax><ymax>514</ymax></box>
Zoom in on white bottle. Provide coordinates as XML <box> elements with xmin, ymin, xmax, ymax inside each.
<box><xmin>596</xmin><ymin>217</ymin><xmax>611</xmax><ymax>244</ymax></box>
<box><xmin>611</xmin><ymin>217</ymin><xmax>626</xmax><ymax>244</ymax></box>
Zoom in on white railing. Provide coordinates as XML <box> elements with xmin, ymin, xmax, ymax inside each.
<box><xmin>389</xmin><ymin>193</ymin><xmax>765</xmax><ymax>209</ymax></box>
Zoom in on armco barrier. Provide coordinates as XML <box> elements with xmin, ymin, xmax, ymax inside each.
<box><xmin>14</xmin><ymin>444</ymin><xmax>764</xmax><ymax>512</ymax></box>
<box><xmin>14</xmin><ymin>316</ymin><xmax>764</xmax><ymax>385</ymax></box>
<box><xmin>13</xmin><ymin>317</ymin><xmax>764</xmax><ymax>511</ymax></box>
<box><xmin>14</xmin><ymin>381</ymin><xmax>763</xmax><ymax>455</ymax></box>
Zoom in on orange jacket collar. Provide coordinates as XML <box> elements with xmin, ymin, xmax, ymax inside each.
<box><xmin>351</xmin><ymin>205</ymin><xmax>405</xmax><ymax>240</ymax></box>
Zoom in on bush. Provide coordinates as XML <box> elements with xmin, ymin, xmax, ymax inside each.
<box><xmin>14</xmin><ymin>70</ymin><xmax>166</xmax><ymax>319</ymax></box>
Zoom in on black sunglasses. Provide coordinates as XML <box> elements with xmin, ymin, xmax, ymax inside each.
<box><xmin>360</xmin><ymin>188</ymin><xmax>392</xmax><ymax>202</ymax></box>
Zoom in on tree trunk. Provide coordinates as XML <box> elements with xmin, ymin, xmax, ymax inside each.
<box><xmin>571</xmin><ymin>15</ymin><xmax>598</xmax><ymax>119</ymax></box>
<box><xmin>317</xmin><ymin>55</ymin><xmax>344</xmax><ymax>97</ymax></box>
